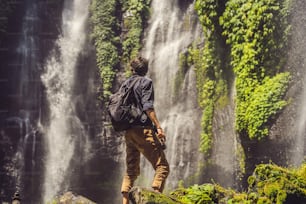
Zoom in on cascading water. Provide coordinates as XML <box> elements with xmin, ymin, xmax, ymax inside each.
<box><xmin>140</xmin><ymin>0</ymin><xmax>204</xmax><ymax>189</ymax></box>
<box><xmin>285</xmin><ymin>0</ymin><xmax>306</xmax><ymax>166</ymax></box>
<box><xmin>6</xmin><ymin>0</ymin><xmax>41</xmax><ymax>198</ymax></box>
<box><xmin>41</xmin><ymin>0</ymin><xmax>90</xmax><ymax>202</ymax></box>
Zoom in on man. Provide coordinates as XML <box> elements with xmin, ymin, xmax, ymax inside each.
<box><xmin>121</xmin><ymin>56</ymin><xmax>170</xmax><ymax>204</ymax></box>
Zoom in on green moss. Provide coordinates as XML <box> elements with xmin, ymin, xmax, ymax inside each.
<box><xmin>194</xmin><ymin>0</ymin><xmax>291</xmax><ymax>147</ymax></box>
<box><xmin>243</xmin><ymin>73</ymin><xmax>290</xmax><ymax>139</ymax></box>
<box><xmin>171</xmin><ymin>163</ymin><xmax>306</xmax><ymax>203</ymax></box>
<box><xmin>220</xmin><ymin>0</ymin><xmax>291</xmax><ymax>140</ymax></box>
<box><xmin>178</xmin><ymin>43</ymin><xmax>217</xmax><ymax>155</ymax></box>
<box><xmin>122</xmin><ymin>0</ymin><xmax>151</xmax><ymax>67</ymax></box>
<box><xmin>237</xmin><ymin>143</ymin><xmax>246</xmax><ymax>176</ymax></box>
<box><xmin>130</xmin><ymin>187</ymin><xmax>180</xmax><ymax>204</ymax></box>
<box><xmin>90</xmin><ymin>0</ymin><xmax>121</xmax><ymax>100</ymax></box>
<box><xmin>297</xmin><ymin>163</ymin><xmax>306</xmax><ymax>179</ymax></box>
<box><xmin>194</xmin><ymin>0</ymin><xmax>229</xmax><ymax>154</ymax></box>
<box><xmin>90</xmin><ymin>0</ymin><xmax>151</xmax><ymax>100</ymax></box>
<box><xmin>46</xmin><ymin>200</ymin><xmax>58</xmax><ymax>204</ymax></box>
<box><xmin>172</xmin><ymin>184</ymin><xmax>216</xmax><ymax>204</ymax></box>
<box><xmin>251</xmin><ymin>164</ymin><xmax>306</xmax><ymax>202</ymax></box>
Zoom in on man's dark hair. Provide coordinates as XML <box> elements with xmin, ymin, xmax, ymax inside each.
<box><xmin>130</xmin><ymin>56</ymin><xmax>148</xmax><ymax>76</ymax></box>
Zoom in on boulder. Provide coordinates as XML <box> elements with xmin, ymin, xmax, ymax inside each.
<box><xmin>53</xmin><ymin>192</ymin><xmax>97</xmax><ymax>204</ymax></box>
<box><xmin>129</xmin><ymin>187</ymin><xmax>181</xmax><ymax>204</ymax></box>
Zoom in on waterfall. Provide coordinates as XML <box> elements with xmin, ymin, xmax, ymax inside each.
<box><xmin>287</xmin><ymin>0</ymin><xmax>306</xmax><ymax>166</ymax></box>
<box><xmin>41</xmin><ymin>0</ymin><xmax>90</xmax><ymax>202</ymax></box>
<box><xmin>141</xmin><ymin>0</ymin><xmax>204</xmax><ymax>189</ymax></box>
<box><xmin>7</xmin><ymin>0</ymin><xmax>40</xmax><ymax>196</ymax></box>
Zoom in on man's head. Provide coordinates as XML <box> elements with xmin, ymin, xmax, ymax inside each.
<box><xmin>130</xmin><ymin>56</ymin><xmax>149</xmax><ymax>76</ymax></box>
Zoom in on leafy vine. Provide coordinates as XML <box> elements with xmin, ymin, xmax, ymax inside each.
<box><xmin>221</xmin><ymin>0</ymin><xmax>291</xmax><ymax>139</ymax></box>
<box><xmin>90</xmin><ymin>0</ymin><xmax>121</xmax><ymax>100</ymax></box>
<box><xmin>194</xmin><ymin>0</ymin><xmax>228</xmax><ymax>154</ymax></box>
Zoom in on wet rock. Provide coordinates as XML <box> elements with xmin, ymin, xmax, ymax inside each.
<box><xmin>129</xmin><ymin>186</ymin><xmax>181</xmax><ymax>204</ymax></box>
<box><xmin>53</xmin><ymin>192</ymin><xmax>97</xmax><ymax>204</ymax></box>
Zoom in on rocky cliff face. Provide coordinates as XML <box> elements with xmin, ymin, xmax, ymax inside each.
<box><xmin>243</xmin><ymin>0</ymin><xmax>306</xmax><ymax>172</ymax></box>
<box><xmin>268</xmin><ymin>0</ymin><xmax>306</xmax><ymax>166</ymax></box>
<box><xmin>224</xmin><ymin>0</ymin><xmax>306</xmax><ymax>190</ymax></box>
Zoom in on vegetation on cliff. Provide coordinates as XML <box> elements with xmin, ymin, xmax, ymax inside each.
<box><xmin>90</xmin><ymin>0</ymin><xmax>151</xmax><ymax>100</ymax></box>
<box><xmin>221</xmin><ymin>0</ymin><xmax>291</xmax><ymax>140</ymax></box>
<box><xmin>90</xmin><ymin>0</ymin><xmax>121</xmax><ymax>100</ymax></box>
<box><xmin>193</xmin><ymin>0</ymin><xmax>229</xmax><ymax>155</ymax></box>
<box><xmin>122</xmin><ymin>0</ymin><xmax>151</xmax><ymax>66</ymax></box>
<box><xmin>192</xmin><ymin>0</ymin><xmax>291</xmax><ymax>156</ymax></box>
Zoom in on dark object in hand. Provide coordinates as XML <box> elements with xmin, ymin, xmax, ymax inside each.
<box><xmin>159</xmin><ymin>140</ymin><xmax>166</xmax><ymax>150</ymax></box>
<box><xmin>153</xmin><ymin>126</ymin><xmax>166</xmax><ymax>150</ymax></box>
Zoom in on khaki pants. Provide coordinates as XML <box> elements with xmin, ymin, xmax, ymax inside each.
<box><xmin>121</xmin><ymin>127</ymin><xmax>169</xmax><ymax>193</ymax></box>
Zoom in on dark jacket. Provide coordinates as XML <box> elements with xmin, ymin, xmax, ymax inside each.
<box><xmin>122</xmin><ymin>74</ymin><xmax>154</xmax><ymax>127</ymax></box>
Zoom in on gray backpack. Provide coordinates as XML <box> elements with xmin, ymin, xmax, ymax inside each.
<box><xmin>107</xmin><ymin>77</ymin><xmax>142</xmax><ymax>131</ymax></box>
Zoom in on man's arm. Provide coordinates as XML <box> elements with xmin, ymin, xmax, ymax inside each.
<box><xmin>145</xmin><ymin>109</ymin><xmax>166</xmax><ymax>141</ymax></box>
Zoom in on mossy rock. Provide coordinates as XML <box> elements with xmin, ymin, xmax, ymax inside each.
<box><xmin>129</xmin><ymin>186</ymin><xmax>181</xmax><ymax>204</ymax></box>
<box><xmin>249</xmin><ymin>163</ymin><xmax>306</xmax><ymax>203</ymax></box>
<box><xmin>48</xmin><ymin>191</ymin><xmax>97</xmax><ymax>204</ymax></box>
<box><xmin>171</xmin><ymin>163</ymin><xmax>306</xmax><ymax>204</ymax></box>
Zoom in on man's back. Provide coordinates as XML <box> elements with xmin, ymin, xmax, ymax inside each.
<box><xmin>121</xmin><ymin>56</ymin><xmax>169</xmax><ymax>204</ymax></box>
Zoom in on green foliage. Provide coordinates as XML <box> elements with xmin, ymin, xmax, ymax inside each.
<box><xmin>176</xmin><ymin>42</ymin><xmax>219</xmax><ymax>154</ymax></box>
<box><xmin>46</xmin><ymin>200</ymin><xmax>58</xmax><ymax>204</ymax></box>
<box><xmin>250</xmin><ymin>163</ymin><xmax>306</xmax><ymax>203</ymax></box>
<box><xmin>194</xmin><ymin>0</ymin><xmax>228</xmax><ymax>154</ymax></box>
<box><xmin>90</xmin><ymin>0</ymin><xmax>151</xmax><ymax>99</ymax></box>
<box><xmin>131</xmin><ymin>187</ymin><xmax>180</xmax><ymax>204</ymax></box>
<box><xmin>236</xmin><ymin>142</ymin><xmax>246</xmax><ymax>176</ymax></box>
<box><xmin>90</xmin><ymin>0</ymin><xmax>121</xmax><ymax>100</ymax></box>
<box><xmin>199</xmin><ymin>82</ymin><xmax>214</xmax><ymax>154</ymax></box>
<box><xmin>195</xmin><ymin>0</ymin><xmax>291</xmax><ymax>143</ymax></box>
<box><xmin>172</xmin><ymin>184</ymin><xmax>216</xmax><ymax>204</ymax></box>
<box><xmin>220</xmin><ymin>0</ymin><xmax>291</xmax><ymax>139</ymax></box>
<box><xmin>242</xmin><ymin>73</ymin><xmax>290</xmax><ymax>139</ymax></box>
<box><xmin>173</xmin><ymin>182</ymin><xmax>254</xmax><ymax>204</ymax></box>
<box><xmin>172</xmin><ymin>163</ymin><xmax>306</xmax><ymax>204</ymax></box>
<box><xmin>122</xmin><ymin>0</ymin><xmax>151</xmax><ymax>65</ymax></box>
<box><xmin>297</xmin><ymin>163</ymin><xmax>306</xmax><ymax>179</ymax></box>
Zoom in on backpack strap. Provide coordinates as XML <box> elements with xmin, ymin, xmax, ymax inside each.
<box><xmin>121</xmin><ymin>76</ymin><xmax>142</xmax><ymax>94</ymax></box>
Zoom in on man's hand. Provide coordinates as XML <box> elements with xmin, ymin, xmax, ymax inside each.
<box><xmin>157</xmin><ymin>128</ymin><xmax>166</xmax><ymax>142</ymax></box>
<box><xmin>145</xmin><ymin>109</ymin><xmax>166</xmax><ymax>144</ymax></box>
